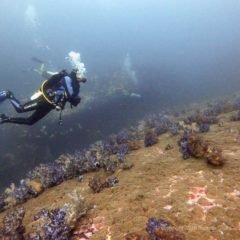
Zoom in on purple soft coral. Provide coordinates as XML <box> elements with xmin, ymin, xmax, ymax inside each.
<box><xmin>178</xmin><ymin>130</ymin><xmax>194</xmax><ymax>159</ymax></box>
<box><xmin>146</xmin><ymin>218</ymin><xmax>170</xmax><ymax>240</ymax></box>
<box><xmin>116</xmin><ymin>143</ymin><xmax>129</xmax><ymax>163</ymax></box>
<box><xmin>0</xmin><ymin>196</ymin><xmax>6</xmax><ymax>212</ymax></box>
<box><xmin>116</xmin><ymin>129</ymin><xmax>130</xmax><ymax>144</ymax></box>
<box><xmin>33</xmin><ymin>207</ymin><xmax>71</xmax><ymax>240</ymax></box>
<box><xmin>146</xmin><ymin>217</ymin><xmax>186</xmax><ymax>240</ymax></box>
<box><xmin>144</xmin><ymin>131</ymin><xmax>158</xmax><ymax>147</ymax></box>
<box><xmin>198</xmin><ymin>123</ymin><xmax>210</xmax><ymax>132</ymax></box>
<box><xmin>0</xmin><ymin>206</ymin><xmax>25</xmax><ymax>239</ymax></box>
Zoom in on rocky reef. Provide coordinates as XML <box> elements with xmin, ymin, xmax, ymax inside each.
<box><xmin>88</xmin><ymin>176</ymin><xmax>119</xmax><ymax>193</ymax></box>
<box><xmin>146</xmin><ymin>218</ymin><xmax>186</xmax><ymax>240</ymax></box>
<box><xmin>178</xmin><ymin>131</ymin><xmax>226</xmax><ymax>166</ymax></box>
<box><xmin>0</xmin><ymin>206</ymin><xmax>25</xmax><ymax>239</ymax></box>
<box><xmin>0</xmin><ymin>191</ymin><xmax>90</xmax><ymax>239</ymax></box>
<box><xmin>1</xmin><ymin>95</ymin><xmax>240</xmax><ymax>239</ymax></box>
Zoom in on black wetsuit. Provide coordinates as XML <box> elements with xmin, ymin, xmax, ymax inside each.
<box><xmin>1</xmin><ymin>71</ymin><xmax>81</xmax><ymax>125</ymax></box>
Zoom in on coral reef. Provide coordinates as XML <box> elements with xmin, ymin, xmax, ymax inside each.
<box><xmin>124</xmin><ymin>232</ymin><xmax>146</xmax><ymax>240</ymax></box>
<box><xmin>146</xmin><ymin>218</ymin><xmax>186</xmax><ymax>240</ymax></box>
<box><xmin>0</xmin><ymin>206</ymin><xmax>25</xmax><ymax>239</ymax></box>
<box><xmin>128</xmin><ymin>140</ymin><xmax>141</xmax><ymax>151</ymax></box>
<box><xmin>143</xmin><ymin>114</ymin><xmax>180</xmax><ymax>136</ymax></box>
<box><xmin>198</xmin><ymin>123</ymin><xmax>210</xmax><ymax>133</ymax></box>
<box><xmin>186</xmin><ymin>185</ymin><xmax>222</xmax><ymax>221</ymax></box>
<box><xmin>184</xmin><ymin>111</ymin><xmax>218</xmax><ymax>127</ymax></box>
<box><xmin>177</xmin><ymin>130</ymin><xmax>194</xmax><ymax>159</ymax></box>
<box><xmin>1</xmin><ymin>95</ymin><xmax>240</xmax><ymax>239</ymax></box>
<box><xmin>165</xmin><ymin>144</ymin><xmax>174</xmax><ymax>151</ymax></box>
<box><xmin>71</xmin><ymin>217</ymin><xmax>106</xmax><ymax>240</ymax></box>
<box><xmin>204</xmin><ymin>145</ymin><xmax>225</xmax><ymax>166</ymax></box>
<box><xmin>178</xmin><ymin>131</ymin><xmax>225</xmax><ymax>166</ymax></box>
<box><xmin>116</xmin><ymin>129</ymin><xmax>130</xmax><ymax>144</ymax></box>
<box><xmin>0</xmin><ymin>196</ymin><xmax>6</xmax><ymax>212</ymax></box>
<box><xmin>233</xmin><ymin>97</ymin><xmax>240</xmax><ymax>110</ymax></box>
<box><xmin>181</xmin><ymin>132</ymin><xmax>206</xmax><ymax>158</ymax></box>
<box><xmin>27</xmin><ymin>206</ymin><xmax>71</xmax><ymax>239</ymax></box>
<box><xmin>0</xmin><ymin>96</ymin><xmax>235</xmax><ymax>213</ymax></box>
<box><xmin>230</xmin><ymin>110</ymin><xmax>240</xmax><ymax>121</ymax></box>
<box><xmin>144</xmin><ymin>130</ymin><xmax>158</xmax><ymax>147</ymax></box>
<box><xmin>0</xmin><ymin>128</ymin><xmax>134</xmax><ymax>211</ymax></box>
<box><xmin>2</xmin><ymin>180</ymin><xmax>42</xmax><ymax>210</ymax></box>
<box><xmin>117</xmin><ymin>143</ymin><xmax>129</xmax><ymax>163</ymax></box>
<box><xmin>0</xmin><ymin>191</ymin><xmax>90</xmax><ymax>239</ymax></box>
<box><xmin>27</xmin><ymin>163</ymin><xmax>65</xmax><ymax>188</ymax></box>
<box><xmin>88</xmin><ymin>176</ymin><xmax>119</xmax><ymax>193</ymax></box>
<box><xmin>0</xmin><ymin>107</ymin><xmax>183</xmax><ymax>212</ymax></box>
<box><xmin>204</xmin><ymin>99</ymin><xmax>233</xmax><ymax>116</ymax></box>
<box><xmin>107</xmin><ymin>217</ymin><xmax>186</xmax><ymax>239</ymax></box>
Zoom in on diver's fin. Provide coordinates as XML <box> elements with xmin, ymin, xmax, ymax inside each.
<box><xmin>0</xmin><ymin>90</ymin><xmax>13</xmax><ymax>103</ymax></box>
<box><xmin>0</xmin><ymin>92</ymin><xmax>7</xmax><ymax>103</ymax></box>
<box><xmin>40</xmin><ymin>63</ymin><xmax>45</xmax><ymax>72</ymax></box>
<box><xmin>0</xmin><ymin>114</ymin><xmax>9</xmax><ymax>124</ymax></box>
<box><xmin>32</xmin><ymin>57</ymin><xmax>45</xmax><ymax>64</ymax></box>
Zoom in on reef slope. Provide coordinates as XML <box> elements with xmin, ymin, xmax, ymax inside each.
<box><xmin>0</xmin><ymin>112</ymin><xmax>239</xmax><ymax>239</ymax></box>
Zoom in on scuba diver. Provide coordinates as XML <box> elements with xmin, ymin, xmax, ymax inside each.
<box><xmin>0</xmin><ymin>69</ymin><xmax>87</xmax><ymax>125</ymax></box>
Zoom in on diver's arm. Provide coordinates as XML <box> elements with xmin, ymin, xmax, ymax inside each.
<box><xmin>41</xmin><ymin>70</ymin><xmax>59</xmax><ymax>79</ymax></box>
<box><xmin>40</xmin><ymin>64</ymin><xmax>59</xmax><ymax>78</ymax></box>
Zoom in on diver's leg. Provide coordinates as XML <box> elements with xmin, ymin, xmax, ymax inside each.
<box><xmin>0</xmin><ymin>90</ymin><xmax>43</xmax><ymax>113</ymax></box>
<box><xmin>1</xmin><ymin>105</ymin><xmax>53</xmax><ymax>125</ymax></box>
<box><xmin>9</xmin><ymin>97</ymin><xmax>35</xmax><ymax>113</ymax></box>
<box><xmin>9</xmin><ymin>95</ymin><xmax>47</xmax><ymax>113</ymax></box>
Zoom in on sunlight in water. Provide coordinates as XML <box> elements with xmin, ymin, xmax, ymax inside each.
<box><xmin>123</xmin><ymin>53</ymin><xmax>138</xmax><ymax>85</ymax></box>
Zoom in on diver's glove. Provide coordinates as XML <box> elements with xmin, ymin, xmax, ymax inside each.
<box><xmin>70</xmin><ymin>96</ymin><xmax>81</xmax><ymax>107</ymax></box>
<box><xmin>80</xmin><ymin>77</ymin><xmax>87</xmax><ymax>83</ymax></box>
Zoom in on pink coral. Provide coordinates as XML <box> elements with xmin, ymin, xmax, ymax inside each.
<box><xmin>71</xmin><ymin>217</ymin><xmax>106</xmax><ymax>240</ymax></box>
<box><xmin>186</xmin><ymin>185</ymin><xmax>222</xmax><ymax>220</ymax></box>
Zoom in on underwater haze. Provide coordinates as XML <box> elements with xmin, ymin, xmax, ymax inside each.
<box><xmin>1</xmin><ymin>0</ymin><xmax>240</xmax><ymax>188</ymax></box>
